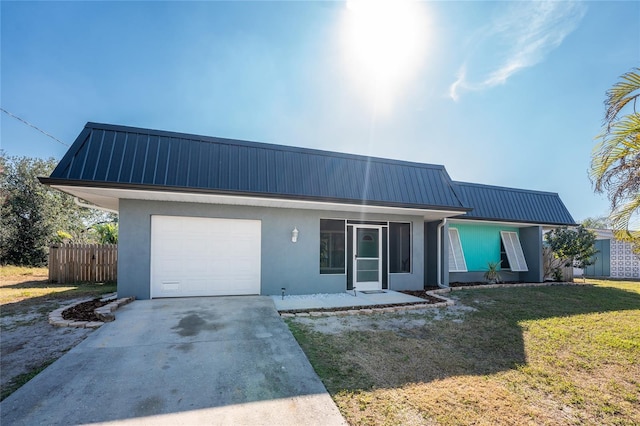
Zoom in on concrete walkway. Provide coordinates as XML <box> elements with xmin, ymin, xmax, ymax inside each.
<box><xmin>272</xmin><ymin>289</ymin><xmax>426</xmax><ymax>311</ymax></box>
<box><xmin>0</xmin><ymin>297</ymin><xmax>346</xmax><ymax>426</ymax></box>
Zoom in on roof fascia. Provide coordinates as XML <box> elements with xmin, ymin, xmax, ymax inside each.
<box><xmin>448</xmin><ymin>217</ymin><xmax>577</xmax><ymax>228</ymax></box>
<box><xmin>48</xmin><ymin>184</ymin><xmax>468</xmax><ymax>220</ymax></box>
<box><xmin>40</xmin><ymin>178</ymin><xmax>472</xmax><ymax>214</ymax></box>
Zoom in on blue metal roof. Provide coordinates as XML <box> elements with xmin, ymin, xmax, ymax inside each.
<box><xmin>43</xmin><ymin>122</ymin><xmax>469</xmax><ymax>212</ymax></box>
<box><xmin>42</xmin><ymin>123</ymin><xmax>576</xmax><ymax>225</ymax></box>
<box><xmin>453</xmin><ymin>181</ymin><xmax>576</xmax><ymax>225</ymax></box>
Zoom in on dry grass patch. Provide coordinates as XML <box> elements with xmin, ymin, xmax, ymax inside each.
<box><xmin>0</xmin><ymin>265</ymin><xmax>49</xmax><ymax>278</ymax></box>
<box><xmin>288</xmin><ymin>280</ymin><xmax>640</xmax><ymax>425</ymax></box>
<box><xmin>335</xmin><ymin>377</ymin><xmax>553</xmax><ymax>426</ymax></box>
<box><xmin>1</xmin><ymin>266</ymin><xmax>117</xmax><ymax>401</ymax></box>
<box><xmin>1</xmin><ymin>266</ymin><xmax>115</xmax><ymax>315</ymax></box>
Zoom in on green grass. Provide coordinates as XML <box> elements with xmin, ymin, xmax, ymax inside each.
<box><xmin>288</xmin><ymin>280</ymin><xmax>640</xmax><ymax>425</ymax></box>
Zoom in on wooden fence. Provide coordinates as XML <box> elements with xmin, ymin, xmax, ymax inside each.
<box><xmin>49</xmin><ymin>244</ymin><xmax>117</xmax><ymax>284</ymax></box>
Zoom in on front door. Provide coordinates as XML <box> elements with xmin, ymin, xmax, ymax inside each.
<box><xmin>353</xmin><ymin>226</ymin><xmax>382</xmax><ymax>291</ymax></box>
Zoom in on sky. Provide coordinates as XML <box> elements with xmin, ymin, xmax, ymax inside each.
<box><xmin>1</xmin><ymin>0</ymin><xmax>639</xmax><ymax>223</ymax></box>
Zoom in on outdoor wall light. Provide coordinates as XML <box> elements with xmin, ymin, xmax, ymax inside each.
<box><xmin>291</xmin><ymin>227</ymin><xmax>299</xmax><ymax>243</ymax></box>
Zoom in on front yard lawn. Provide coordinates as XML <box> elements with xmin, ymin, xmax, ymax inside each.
<box><xmin>288</xmin><ymin>280</ymin><xmax>640</xmax><ymax>425</ymax></box>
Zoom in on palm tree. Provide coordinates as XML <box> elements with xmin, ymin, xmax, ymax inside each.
<box><xmin>590</xmin><ymin>68</ymin><xmax>640</xmax><ymax>253</ymax></box>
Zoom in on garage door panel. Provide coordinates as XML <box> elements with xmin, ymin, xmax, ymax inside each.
<box><xmin>187</xmin><ymin>239</ymin><xmax>210</xmax><ymax>253</ymax></box>
<box><xmin>234</xmin><ymin>259</ymin><xmax>258</xmax><ymax>271</ymax></box>
<box><xmin>151</xmin><ymin>216</ymin><xmax>261</xmax><ymax>298</ymax></box>
<box><xmin>156</xmin><ymin>260</ymin><xmax>184</xmax><ymax>275</ymax></box>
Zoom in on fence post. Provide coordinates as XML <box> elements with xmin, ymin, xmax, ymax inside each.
<box><xmin>49</xmin><ymin>245</ymin><xmax>58</xmax><ymax>283</ymax></box>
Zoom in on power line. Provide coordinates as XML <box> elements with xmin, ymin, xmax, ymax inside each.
<box><xmin>1</xmin><ymin>108</ymin><xmax>70</xmax><ymax>147</ymax></box>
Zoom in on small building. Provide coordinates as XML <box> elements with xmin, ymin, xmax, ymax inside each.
<box><xmin>40</xmin><ymin>123</ymin><xmax>576</xmax><ymax>299</ymax></box>
<box><xmin>584</xmin><ymin>229</ymin><xmax>640</xmax><ymax>279</ymax></box>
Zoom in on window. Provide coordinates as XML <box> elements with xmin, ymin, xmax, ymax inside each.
<box><xmin>500</xmin><ymin>239</ymin><xmax>511</xmax><ymax>269</ymax></box>
<box><xmin>500</xmin><ymin>231</ymin><xmax>528</xmax><ymax>272</ymax></box>
<box><xmin>448</xmin><ymin>228</ymin><xmax>468</xmax><ymax>272</ymax></box>
<box><xmin>390</xmin><ymin>222</ymin><xmax>411</xmax><ymax>273</ymax></box>
<box><xmin>320</xmin><ymin>219</ymin><xmax>345</xmax><ymax>274</ymax></box>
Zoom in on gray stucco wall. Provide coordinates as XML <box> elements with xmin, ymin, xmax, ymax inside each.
<box><xmin>519</xmin><ymin>226</ymin><xmax>543</xmax><ymax>282</ymax></box>
<box><xmin>118</xmin><ymin>199</ymin><xmax>426</xmax><ymax>299</ymax></box>
<box><xmin>424</xmin><ymin>220</ymin><xmax>446</xmax><ymax>287</ymax></box>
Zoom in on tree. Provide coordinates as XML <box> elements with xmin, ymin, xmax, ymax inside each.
<box><xmin>93</xmin><ymin>223</ymin><xmax>118</xmax><ymax>244</ymax></box>
<box><xmin>590</xmin><ymin>67</ymin><xmax>640</xmax><ymax>253</ymax></box>
<box><xmin>0</xmin><ymin>155</ymin><xmax>116</xmax><ymax>266</ymax></box>
<box><xmin>1</xmin><ymin>156</ymin><xmax>52</xmax><ymax>265</ymax></box>
<box><xmin>581</xmin><ymin>216</ymin><xmax>610</xmax><ymax>229</ymax></box>
<box><xmin>545</xmin><ymin>226</ymin><xmax>598</xmax><ymax>282</ymax></box>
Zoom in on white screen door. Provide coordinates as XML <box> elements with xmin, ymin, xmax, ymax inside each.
<box><xmin>353</xmin><ymin>226</ymin><xmax>382</xmax><ymax>291</ymax></box>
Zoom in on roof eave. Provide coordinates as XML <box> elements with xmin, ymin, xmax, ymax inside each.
<box><xmin>40</xmin><ymin>178</ymin><xmax>472</xmax><ymax>213</ymax></box>
<box><xmin>450</xmin><ymin>216</ymin><xmax>577</xmax><ymax>227</ymax></box>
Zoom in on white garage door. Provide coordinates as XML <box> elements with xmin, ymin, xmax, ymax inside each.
<box><xmin>151</xmin><ymin>216</ymin><xmax>261</xmax><ymax>298</ymax></box>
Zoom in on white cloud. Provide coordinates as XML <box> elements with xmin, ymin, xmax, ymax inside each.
<box><xmin>449</xmin><ymin>1</ymin><xmax>587</xmax><ymax>101</ymax></box>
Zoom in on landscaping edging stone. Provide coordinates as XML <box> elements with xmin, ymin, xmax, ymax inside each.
<box><xmin>429</xmin><ymin>281</ymin><xmax>580</xmax><ymax>295</ymax></box>
<box><xmin>279</xmin><ymin>299</ymin><xmax>454</xmax><ymax>317</ymax></box>
<box><xmin>48</xmin><ymin>294</ymin><xmax>135</xmax><ymax>328</ymax></box>
<box><xmin>279</xmin><ymin>282</ymin><xmax>578</xmax><ymax>317</ymax></box>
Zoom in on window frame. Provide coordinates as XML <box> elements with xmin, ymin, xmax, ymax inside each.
<box><xmin>500</xmin><ymin>239</ymin><xmax>511</xmax><ymax>270</ymax></box>
<box><xmin>389</xmin><ymin>222</ymin><xmax>412</xmax><ymax>274</ymax></box>
<box><xmin>320</xmin><ymin>219</ymin><xmax>346</xmax><ymax>275</ymax></box>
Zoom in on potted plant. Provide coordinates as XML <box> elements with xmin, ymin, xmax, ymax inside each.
<box><xmin>484</xmin><ymin>261</ymin><xmax>502</xmax><ymax>284</ymax></box>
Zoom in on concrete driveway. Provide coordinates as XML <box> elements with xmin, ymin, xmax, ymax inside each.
<box><xmin>1</xmin><ymin>296</ymin><xmax>346</xmax><ymax>425</ymax></box>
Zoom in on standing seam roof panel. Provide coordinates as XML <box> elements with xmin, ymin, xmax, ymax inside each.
<box><xmin>369</xmin><ymin>161</ymin><xmax>382</xmax><ymax>201</ymax></box>
<box><xmin>454</xmin><ymin>182</ymin><xmax>575</xmax><ymax>225</ymax></box>
<box><xmin>92</xmin><ymin>130</ymin><xmax>109</xmax><ymax>181</ymax></box>
<box><xmin>106</xmin><ymin>132</ymin><xmax>124</xmax><ymax>183</ymax></box>
<box><xmin>74</xmin><ymin>131</ymin><xmax>92</xmax><ymax>179</ymax></box>
<box><xmin>403</xmin><ymin>168</ymin><xmax>417</xmax><ymax>204</ymax></box>
<box><xmin>47</xmin><ymin>123</ymin><xmax>476</xmax><ymax>211</ymax></box>
<box><xmin>83</xmin><ymin>130</ymin><xmax>102</xmax><ymax>180</ymax></box>
<box><xmin>131</xmin><ymin>134</ymin><xmax>147</xmax><ymax>184</ymax></box>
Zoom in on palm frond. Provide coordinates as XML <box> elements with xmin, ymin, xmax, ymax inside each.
<box><xmin>593</xmin><ymin>68</ymin><xmax>640</xmax><ymax>250</ymax></box>
<box><xmin>610</xmin><ymin>195</ymin><xmax>640</xmax><ymax>232</ymax></box>
<box><xmin>604</xmin><ymin>67</ymin><xmax>640</xmax><ymax>127</ymax></box>
<box><xmin>611</xmin><ymin>196</ymin><xmax>640</xmax><ymax>256</ymax></box>
<box><xmin>591</xmin><ymin>113</ymin><xmax>640</xmax><ymax>193</ymax></box>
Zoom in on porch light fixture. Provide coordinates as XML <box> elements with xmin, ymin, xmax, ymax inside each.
<box><xmin>291</xmin><ymin>227</ymin><xmax>299</xmax><ymax>243</ymax></box>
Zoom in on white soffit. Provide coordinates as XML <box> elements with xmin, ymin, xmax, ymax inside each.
<box><xmin>52</xmin><ymin>185</ymin><xmax>464</xmax><ymax>220</ymax></box>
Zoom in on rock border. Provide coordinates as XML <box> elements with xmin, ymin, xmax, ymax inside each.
<box><xmin>280</xmin><ymin>282</ymin><xmax>578</xmax><ymax>317</ymax></box>
<box><xmin>49</xmin><ymin>294</ymin><xmax>135</xmax><ymax>328</ymax></box>
<box><xmin>430</xmin><ymin>281</ymin><xmax>580</xmax><ymax>294</ymax></box>
<box><xmin>280</xmin><ymin>296</ymin><xmax>455</xmax><ymax>318</ymax></box>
